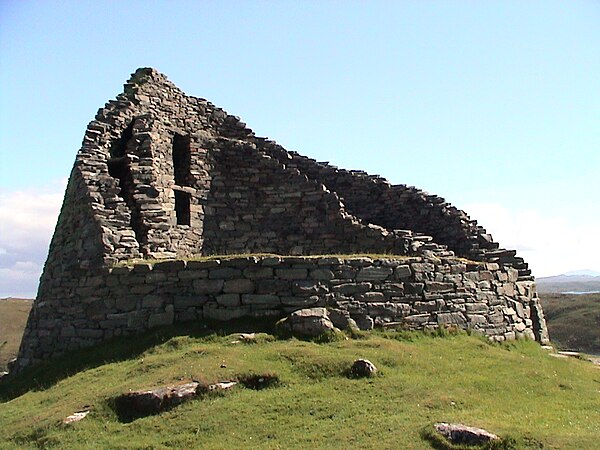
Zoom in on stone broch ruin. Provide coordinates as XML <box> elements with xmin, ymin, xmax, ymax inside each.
<box><xmin>14</xmin><ymin>68</ymin><xmax>549</xmax><ymax>373</ymax></box>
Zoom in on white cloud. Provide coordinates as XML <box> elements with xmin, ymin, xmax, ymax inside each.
<box><xmin>0</xmin><ymin>181</ymin><xmax>65</xmax><ymax>298</ymax></box>
<box><xmin>464</xmin><ymin>202</ymin><xmax>600</xmax><ymax>277</ymax></box>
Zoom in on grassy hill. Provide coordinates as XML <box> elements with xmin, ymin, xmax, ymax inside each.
<box><xmin>539</xmin><ymin>293</ymin><xmax>600</xmax><ymax>355</ymax></box>
<box><xmin>1</xmin><ymin>323</ymin><xmax>599</xmax><ymax>449</ymax></box>
<box><xmin>0</xmin><ymin>298</ymin><xmax>32</xmax><ymax>371</ymax></box>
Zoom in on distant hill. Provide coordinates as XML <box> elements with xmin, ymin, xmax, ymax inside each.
<box><xmin>536</xmin><ymin>274</ymin><xmax>600</xmax><ymax>294</ymax></box>
<box><xmin>0</xmin><ymin>298</ymin><xmax>33</xmax><ymax>371</ymax></box>
<box><xmin>539</xmin><ymin>293</ymin><xmax>600</xmax><ymax>355</ymax></box>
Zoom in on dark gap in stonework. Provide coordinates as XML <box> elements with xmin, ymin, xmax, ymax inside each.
<box><xmin>173</xmin><ymin>134</ymin><xmax>192</xmax><ymax>225</ymax></box>
<box><xmin>174</xmin><ymin>190</ymin><xmax>191</xmax><ymax>226</ymax></box>
<box><xmin>110</xmin><ymin>122</ymin><xmax>134</xmax><ymax>158</ymax></box>
<box><xmin>107</xmin><ymin>122</ymin><xmax>147</xmax><ymax>245</ymax></box>
<box><xmin>173</xmin><ymin>134</ymin><xmax>192</xmax><ymax>186</ymax></box>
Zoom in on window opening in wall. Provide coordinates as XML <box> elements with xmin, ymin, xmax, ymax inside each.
<box><xmin>173</xmin><ymin>134</ymin><xmax>191</xmax><ymax>186</ymax></box>
<box><xmin>174</xmin><ymin>190</ymin><xmax>191</xmax><ymax>226</ymax></box>
<box><xmin>110</xmin><ymin>122</ymin><xmax>134</xmax><ymax>158</ymax></box>
<box><xmin>107</xmin><ymin>122</ymin><xmax>146</xmax><ymax>245</ymax></box>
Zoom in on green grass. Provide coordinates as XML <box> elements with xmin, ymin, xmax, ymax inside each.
<box><xmin>1</xmin><ymin>324</ymin><xmax>599</xmax><ymax>449</ymax></box>
<box><xmin>540</xmin><ymin>293</ymin><xmax>600</xmax><ymax>355</ymax></box>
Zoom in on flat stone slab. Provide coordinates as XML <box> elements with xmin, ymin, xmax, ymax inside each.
<box><xmin>114</xmin><ymin>380</ymin><xmax>237</xmax><ymax>420</ymax></box>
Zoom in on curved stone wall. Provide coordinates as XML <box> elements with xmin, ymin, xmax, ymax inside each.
<box><xmin>15</xmin><ymin>255</ymin><xmax>548</xmax><ymax>371</ymax></box>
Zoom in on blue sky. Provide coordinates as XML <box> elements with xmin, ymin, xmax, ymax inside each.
<box><xmin>1</xmin><ymin>1</ymin><xmax>599</xmax><ymax>296</ymax></box>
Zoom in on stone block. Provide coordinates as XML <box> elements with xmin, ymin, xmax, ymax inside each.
<box><xmin>382</xmin><ymin>283</ymin><xmax>404</xmax><ymax>295</ymax></box>
<box><xmin>130</xmin><ymin>284</ymin><xmax>155</xmax><ymax>295</ymax></box>
<box><xmin>110</xmin><ymin>266</ymin><xmax>132</xmax><ymax>275</ymax></box>
<box><xmin>309</xmin><ymin>269</ymin><xmax>335</xmax><ymax>280</ymax></box>
<box><xmin>223</xmin><ymin>279</ymin><xmax>255</xmax><ymax>294</ymax></box>
<box><xmin>414</xmin><ymin>300</ymin><xmax>440</xmax><ymax>313</ymax></box>
<box><xmin>243</xmin><ymin>267</ymin><xmax>273</xmax><ymax>279</ymax></box>
<box><xmin>410</xmin><ymin>263</ymin><xmax>435</xmax><ymax>272</ymax></box>
<box><xmin>148</xmin><ymin>306</ymin><xmax>175</xmax><ymax>328</ymax></box>
<box><xmin>436</xmin><ymin>312</ymin><xmax>466</xmax><ymax>326</ymax></box>
<box><xmin>178</xmin><ymin>270</ymin><xmax>208</xmax><ymax>280</ymax></box>
<box><xmin>465</xmin><ymin>303</ymin><xmax>488</xmax><ymax>314</ymax></box>
<box><xmin>187</xmin><ymin>260</ymin><xmax>221</xmax><ymax>269</ymax></box>
<box><xmin>354</xmin><ymin>292</ymin><xmax>385</xmax><ymax>302</ymax></box>
<box><xmin>257</xmin><ymin>279</ymin><xmax>289</xmax><ymax>294</ymax></box>
<box><xmin>276</xmin><ymin>268</ymin><xmax>308</xmax><ymax>279</ymax></box>
<box><xmin>280</xmin><ymin>296</ymin><xmax>320</xmax><ymax>307</ymax></box>
<box><xmin>193</xmin><ymin>279</ymin><xmax>224</xmax><ymax>294</ymax></box>
<box><xmin>356</xmin><ymin>266</ymin><xmax>393</xmax><ymax>281</ymax></box>
<box><xmin>507</xmin><ymin>268</ymin><xmax>519</xmax><ymax>282</ymax></box>
<box><xmin>425</xmin><ymin>282</ymin><xmax>454</xmax><ymax>293</ymax></box>
<box><xmin>115</xmin><ymin>296</ymin><xmax>138</xmax><ymax>312</ymax></box>
<box><xmin>463</xmin><ymin>272</ymin><xmax>480</xmax><ymax>282</ymax></box>
<box><xmin>77</xmin><ymin>329</ymin><xmax>103</xmax><ymax>339</ymax></box>
<box><xmin>174</xmin><ymin>295</ymin><xmax>208</xmax><ymax>309</ymax></box>
<box><xmin>514</xmin><ymin>321</ymin><xmax>526</xmax><ymax>332</ymax></box>
<box><xmin>203</xmin><ymin>303</ymin><xmax>250</xmax><ymax>321</ymax></box>
<box><xmin>241</xmin><ymin>294</ymin><xmax>280</xmax><ymax>306</ymax></box>
<box><xmin>394</xmin><ymin>265</ymin><xmax>412</xmax><ymax>279</ymax></box>
<box><xmin>153</xmin><ymin>260</ymin><xmax>186</xmax><ymax>271</ymax></box>
<box><xmin>479</xmin><ymin>271</ymin><xmax>494</xmax><ymax>281</ymax></box>
<box><xmin>209</xmin><ymin>268</ymin><xmax>242</xmax><ymax>279</ymax></box>
<box><xmin>478</xmin><ymin>281</ymin><xmax>491</xmax><ymax>290</ymax></box>
<box><xmin>332</xmin><ymin>282</ymin><xmax>372</xmax><ymax>295</ymax></box>
<box><xmin>142</xmin><ymin>295</ymin><xmax>164</xmax><ymax>308</ymax></box>
<box><xmin>292</xmin><ymin>280</ymin><xmax>328</xmax><ymax>296</ymax></box>
<box><xmin>216</xmin><ymin>294</ymin><xmax>241</xmax><ymax>307</ymax></box>
<box><xmin>405</xmin><ymin>283</ymin><xmax>424</xmax><ymax>295</ymax></box>
<box><xmin>450</xmin><ymin>263</ymin><xmax>467</xmax><ymax>274</ymax></box>
<box><xmin>467</xmin><ymin>314</ymin><xmax>487</xmax><ymax>324</ymax></box>
<box><xmin>403</xmin><ymin>314</ymin><xmax>431</xmax><ymax>325</ymax></box>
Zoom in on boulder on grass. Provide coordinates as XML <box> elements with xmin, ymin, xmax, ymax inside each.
<box><xmin>114</xmin><ymin>380</ymin><xmax>237</xmax><ymax>421</ymax></box>
<box><xmin>349</xmin><ymin>359</ymin><xmax>378</xmax><ymax>378</ymax></box>
<box><xmin>115</xmin><ymin>382</ymin><xmax>200</xmax><ymax>419</ymax></box>
<box><xmin>434</xmin><ymin>422</ymin><xmax>499</xmax><ymax>446</ymax></box>
<box><xmin>277</xmin><ymin>308</ymin><xmax>339</xmax><ymax>338</ymax></box>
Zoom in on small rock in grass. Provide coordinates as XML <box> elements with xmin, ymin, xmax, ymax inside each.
<box><xmin>63</xmin><ymin>409</ymin><xmax>91</xmax><ymax>424</ymax></box>
<box><xmin>350</xmin><ymin>359</ymin><xmax>378</xmax><ymax>378</ymax></box>
<box><xmin>434</xmin><ymin>422</ymin><xmax>499</xmax><ymax>445</ymax></box>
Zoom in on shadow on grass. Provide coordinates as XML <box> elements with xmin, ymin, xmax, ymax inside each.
<box><xmin>0</xmin><ymin>318</ymin><xmax>278</xmax><ymax>402</ymax></box>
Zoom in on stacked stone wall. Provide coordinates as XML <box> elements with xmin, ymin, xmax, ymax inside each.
<box><xmin>200</xmin><ymin>138</ymin><xmax>443</xmax><ymax>257</ymax></box>
<box><xmin>256</xmin><ymin>141</ymin><xmax>531</xmax><ymax>278</ymax></box>
<box><xmin>15</xmin><ymin>256</ymin><xmax>547</xmax><ymax>370</ymax></box>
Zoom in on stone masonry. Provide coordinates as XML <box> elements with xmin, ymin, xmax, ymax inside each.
<box><xmin>14</xmin><ymin>68</ymin><xmax>548</xmax><ymax>373</ymax></box>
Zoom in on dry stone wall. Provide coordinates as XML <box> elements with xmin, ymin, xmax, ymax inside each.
<box><xmin>13</xmin><ymin>68</ymin><xmax>549</xmax><ymax>374</ymax></box>
<box><xmin>15</xmin><ymin>256</ymin><xmax>548</xmax><ymax>369</ymax></box>
<box><xmin>257</xmin><ymin>142</ymin><xmax>532</xmax><ymax>278</ymax></box>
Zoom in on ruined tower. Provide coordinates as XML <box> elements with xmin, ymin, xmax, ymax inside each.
<box><xmin>14</xmin><ymin>68</ymin><xmax>548</xmax><ymax>372</ymax></box>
